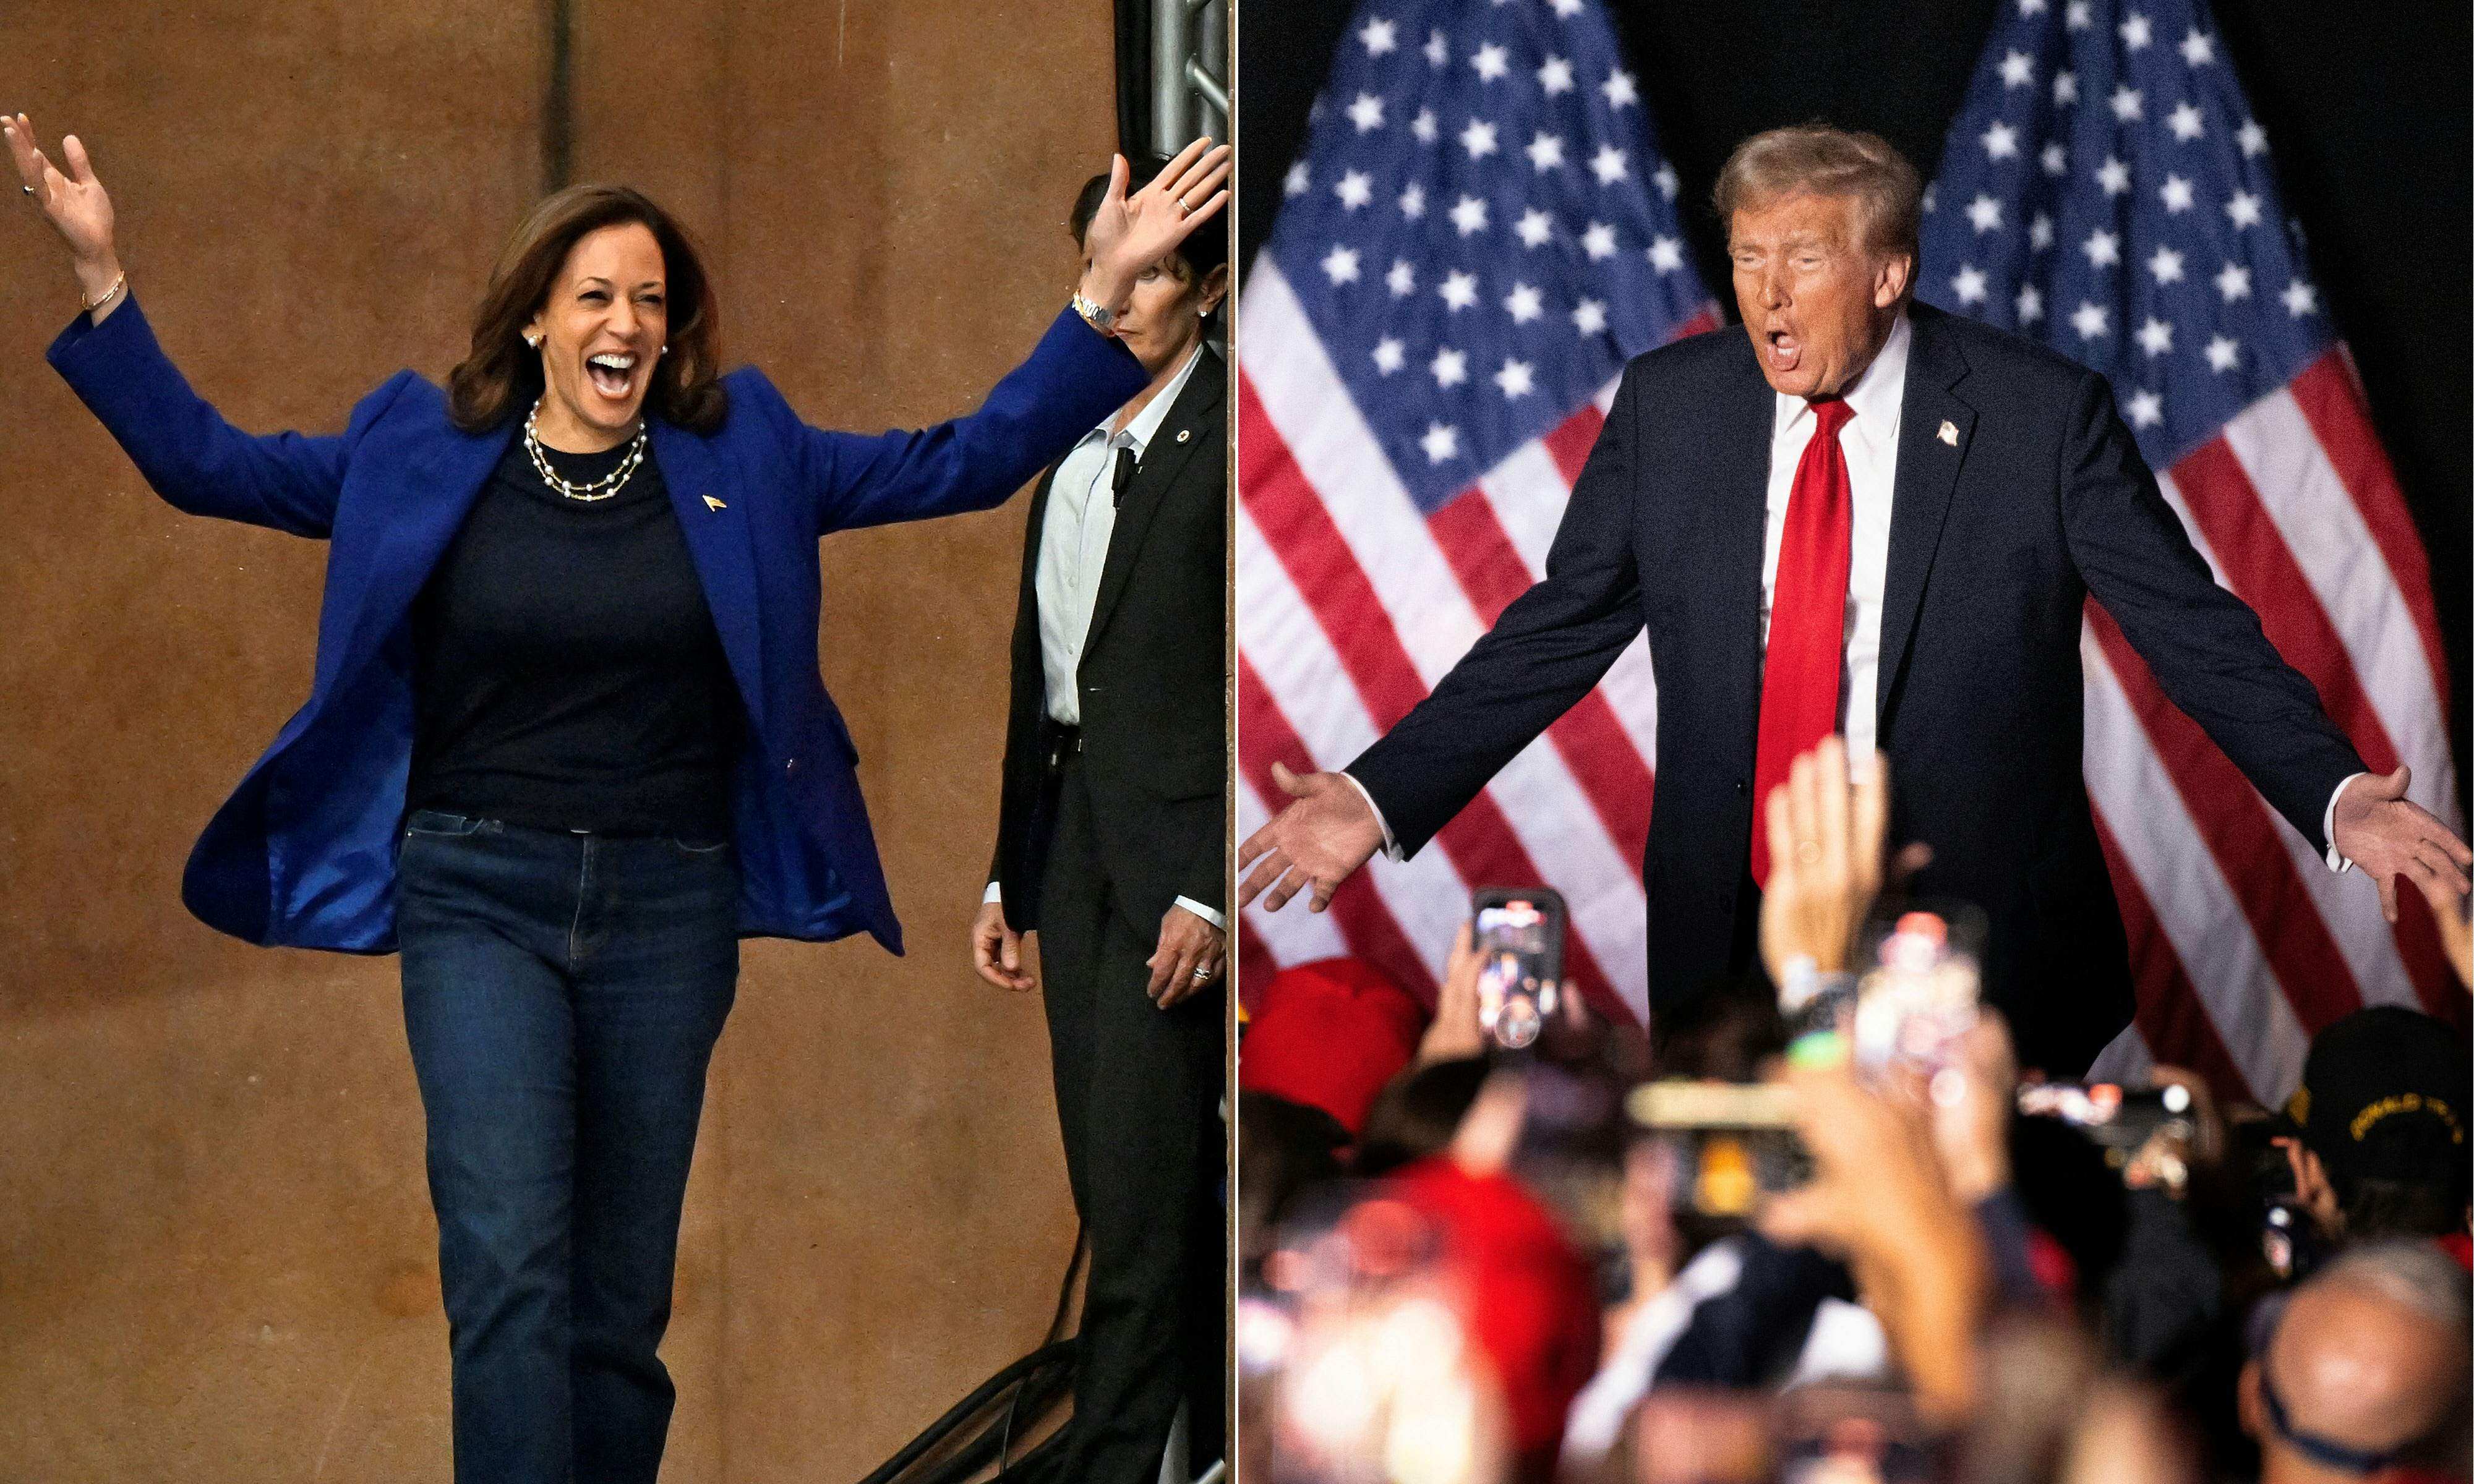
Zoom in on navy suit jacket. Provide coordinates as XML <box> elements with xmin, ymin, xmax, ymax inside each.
<box><xmin>48</xmin><ymin>296</ymin><xmax>1145</xmax><ymax>957</ymax></box>
<box><xmin>1349</xmin><ymin>304</ymin><xmax>2364</xmax><ymax>1074</ymax></box>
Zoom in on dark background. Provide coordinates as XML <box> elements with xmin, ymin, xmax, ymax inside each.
<box><xmin>1237</xmin><ymin>0</ymin><xmax>2470</xmax><ymax>782</ymax></box>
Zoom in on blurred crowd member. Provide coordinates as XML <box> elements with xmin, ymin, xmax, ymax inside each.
<box><xmin>2240</xmin><ymin>1242</ymin><xmax>2471</xmax><ymax>1483</ymax></box>
<box><xmin>2409</xmin><ymin>868</ymin><xmax>2473</xmax><ymax>986</ymax></box>
<box><xmin>2277</xmin><ymin>1006</ymin><xmax>2471</xmax><ymax>1250</ymax></box>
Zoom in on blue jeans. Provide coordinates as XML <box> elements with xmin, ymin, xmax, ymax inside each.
<box><xmin>396</xmin><ymin>811</ymin><xmax>740</xmax><ymax>1484</ymax></box>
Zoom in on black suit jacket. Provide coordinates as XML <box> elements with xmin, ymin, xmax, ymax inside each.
<box><xmin>991</xmin><ymin>346</ymin><xmax>1228</xmax><ymax>934</ymax></box>
<box><xmin>1349</xmin><ymin>305</ymin><xmax>2364</xmax><ymax>1075</ymax></box>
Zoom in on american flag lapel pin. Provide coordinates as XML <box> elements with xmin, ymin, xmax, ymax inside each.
<box><xmin>1937</xmin><ymin>419</ymin><xmax>1959</xmax><ymax>448</ymax></box>
<box><xmin>703</xmin><ymin>494</ymin><xmax>727</xmax><ymax>511</ymax></box>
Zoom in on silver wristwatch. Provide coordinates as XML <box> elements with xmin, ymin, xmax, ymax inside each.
<box><xmin>1070</xmin><ymin>290</ymin><xmax>1116</xmax><ymax>335</ymax></box>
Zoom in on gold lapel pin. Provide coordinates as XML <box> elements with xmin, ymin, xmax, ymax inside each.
<box><xmin>1937</xmin><ymin>420</ymin><xmax>1959</xmax><ymax>448</ymax></box>
<box><xmin>703</xmin><ymin>495</ymin><xmax>727</xmax><ymax>512</ymax></box>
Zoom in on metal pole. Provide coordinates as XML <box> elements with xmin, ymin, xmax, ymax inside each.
<box><xmin>1152</xmin><ymin>0</ymin><xmax>1191</xmax><ymax>154</ymax></box>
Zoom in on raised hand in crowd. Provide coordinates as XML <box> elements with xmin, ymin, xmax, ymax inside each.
<box><xmin>2405</xmin><ymin>855</ymin><xmax>2473</xmax><ymax>986</ymax></box>
<box><xmin>3</xmin><ymin>114</ymin><xmax>124</xmax><ymax>320</ymax></box>
<box><xmin>1239</xmin><ymin>761</ymin><xmax>1387</xmax><ymax>913</ymax></box>
<box><xmin>1757</xmin><ymin>736</ymin><xmax>1910</xmax><ymax>983</ymax></box>
<box><xmin>1761</xmin><ymin>1062</ymin><xmax>1992</xmax><ymax>1425</ymax></box>
<box><xmin>1418</xmin><ymin>919</ymin><xmax>1489</xmax><ymax>1064</ymax></box>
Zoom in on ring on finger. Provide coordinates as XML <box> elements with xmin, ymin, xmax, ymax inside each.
<box><xmin>1176</xmin><ymin>196</ymin><xmax>1192</xmax><ymax>216</ymax></box>
<box><xmin>1191</xmin><ymin>965</ymin><xmax>1213</xmax><ymax>983</ymax></box>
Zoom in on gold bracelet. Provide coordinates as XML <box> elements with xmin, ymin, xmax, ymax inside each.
<box><xmin>80</xmin><ymin>271</ymin><xmax>126</xmax><ymax>314</ymax></box>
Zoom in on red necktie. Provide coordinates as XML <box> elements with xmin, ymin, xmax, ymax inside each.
<box><xmin>1750</xmin><ymin>396</ymin><xmax>1855</xmax><ymax>889</ymax></box>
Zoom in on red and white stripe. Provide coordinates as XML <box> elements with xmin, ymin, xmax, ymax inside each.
<box><xmin>1243</xmin><ymin>261</ymin><xmax>2461</xmax><ymax>1102</ymax></box>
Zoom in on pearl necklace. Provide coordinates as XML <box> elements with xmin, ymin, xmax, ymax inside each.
<box><xmin>524</xmin><ymin>400</ymin><xmax>648</xmax><ymax>503</ymax></box>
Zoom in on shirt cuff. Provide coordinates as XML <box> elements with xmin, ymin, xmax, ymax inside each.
<box><xmin>983</xmin><ymin>881</ymin><xmax>1004</xmax><ymax>905</ymax></box>
<box><xmin>1173</xmin><ymin>896</ymin><xmax>1229</xmax><ymax>931</ymax></box>
<box><xmin>1339</xmin><ymin>770</ymin><xmax>1404</xmax><ymax>860</ymax></box>
<box><xmin>2323</xmin><ymin>772</ymin><xmax>2369</xmax><ymax>874</ymax></box>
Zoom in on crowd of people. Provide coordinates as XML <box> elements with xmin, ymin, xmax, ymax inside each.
<box><xmin>1236</xmin><ymin>737</ymin><xmax>2472</xmax><ymax>1484</ymax></box>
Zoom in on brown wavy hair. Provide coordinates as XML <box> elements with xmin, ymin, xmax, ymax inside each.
<box><xmin>447</xmin><ymin>184</ymin><xmax>726</xmax><ymax>433</ymax></box>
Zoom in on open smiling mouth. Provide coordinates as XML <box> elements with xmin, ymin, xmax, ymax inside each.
<box><xmin>1764</xmin><ymin>327</ymin><xmax>1802</xmax><ymax>373</ymax></box>
<box><xmin>585</xmin><ymin>351</ymin><xmax>639</xmax><ymax>401</ymax></box>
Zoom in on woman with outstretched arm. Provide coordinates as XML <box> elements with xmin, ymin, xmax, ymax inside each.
<box><xmin>7</xmin><ymin>112</ymin><xmax>1225</xmax><ymax>1483</ymax></box>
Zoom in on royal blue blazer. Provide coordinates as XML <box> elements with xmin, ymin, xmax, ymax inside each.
<box><xmin>49</xmin><ymin>296</ymin><xmax>1147</xmax><ymax>956</ymax></box>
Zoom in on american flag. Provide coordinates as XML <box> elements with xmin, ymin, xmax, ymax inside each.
<box><xmin>1920</xmin><ymin>0</ymin><xmax>2463</xmax><ymax>1101</ymax></box>
<box><xmin>1236</xmin><ymin>0</ymin><xmax>1713</xmax><ymax>1022</ymax></box>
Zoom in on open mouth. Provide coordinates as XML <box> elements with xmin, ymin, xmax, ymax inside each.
<box><xmin>1764</xmin><ymin>326</ymin><xmax>1802</xmax><ymax>374</ymax></box>
<box><xmin>585</xmin><ymin>351</ymin><xmax>639</xmax><ymax>401</ymax></box>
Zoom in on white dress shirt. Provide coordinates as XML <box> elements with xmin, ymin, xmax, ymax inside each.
<box><xmin>987</xmin><ymin>343</ymin><xmax>1225</xmax><ymax>929</ymax></box>
<box><xmin>1350</xmin><ymin>312</ymin><xmax>2362</xmax><ymax>870</ymax></box>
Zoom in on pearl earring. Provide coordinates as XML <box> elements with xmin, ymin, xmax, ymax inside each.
<box><xmin>660</xmin><ymin>344</ymin><xmax>669</xmax><ymax>356</ymax></box>
<box><xmin>524</xmin><ymin>332</ymin><xmax>542</xmax><ymax>349</ymax></box>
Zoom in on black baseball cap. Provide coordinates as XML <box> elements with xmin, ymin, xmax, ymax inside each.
<box><xmin>2287</xmin><ymin>1006</ymin><xmax>2471</xmax><ymax>1202</ymax></box>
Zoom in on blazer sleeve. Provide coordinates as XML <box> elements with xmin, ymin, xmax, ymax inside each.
<box><xmin>745</xmin><ymin>309</ymin><xmax>1147</xmax><ymax>538</ymax></box>
<box><xmin>45</xmin><ymin>295</ymin><xmax>395</xmax><ymax>540</ymax></box>
<box><xmin>2060</xmin><ymin>368</ymin><xmax>2365</xmax><ymax>851</ymax></box>
<box><xmin>1346</xmin><ymin>364</ymin><xmax>1651</xmax><ymax>859</ymax></box>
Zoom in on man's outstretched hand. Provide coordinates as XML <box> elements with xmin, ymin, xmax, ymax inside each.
<box><xmin>2331</xmin><ymin>765</ymin><xmax>2473</xmax><ymax>924</ymax></box>
<box><xmin>1236</xmin><ymin>761</ymin><xmax>1385</xmax><ymax>913</ymax></box>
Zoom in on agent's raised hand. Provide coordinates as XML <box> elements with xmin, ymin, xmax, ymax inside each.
<box><xmin>1077</xmin><ymin>139</ymin><xmax>1231</xmax><ymax>317</ymax></box>
<box><xmin>4</xmin><ymin>114</ymin><xmax>122</xmax><ymax>313</ymax></box>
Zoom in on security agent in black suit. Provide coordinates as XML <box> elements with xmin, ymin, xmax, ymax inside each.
<box><xmin>972</xmin><ymin>159</ymin><xmax>1229</xmax><ymax>1484</ymax></box>
<box><xmin>1239</xmin><ymin>126</ymin><xmax>2470</xmax><ymax>1078</ymax></box>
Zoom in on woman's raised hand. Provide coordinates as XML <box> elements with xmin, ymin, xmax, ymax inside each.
<box><xmin>1078</xmin><ymin>138</ymin><xmax>1231</xmax><ymax>311</ymax></box>
<box><xmin>4</xmin><ymin>114</ymin><xmax>122</xmax><ymax>307</ymax></box>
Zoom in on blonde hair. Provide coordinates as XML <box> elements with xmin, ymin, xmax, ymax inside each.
<box><xmin>1713</xmin><ymin>125</ymin><xmax>1923</xmax><ymax>258</ymax></box>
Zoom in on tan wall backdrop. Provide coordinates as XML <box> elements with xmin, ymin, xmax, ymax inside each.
<box><xmin>0</xmin><ymin>2</ymin><xmax>1118</xmax><ymax>1477</ymax></box>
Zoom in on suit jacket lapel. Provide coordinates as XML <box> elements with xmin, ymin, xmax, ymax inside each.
<box><xmin>332</xmin><ymin>418</ymin><xmax>513</xmax><ymax>686</ymax></box>
<box><xmin>1706</xmin><ymin>337</ymin><xmax>1782</xmax><ymax>769</ymax></box>
<box><xmin>1876</xmin><ymin>308</ymin><xmax>1975</xmax><ymax>736</ymax></box>
<box><xmin>1015</xmin><ymin>460</ymin><xmax>1062</xmax><ymax>713</ymax></box>
<box><xmin>1082</xmin><ymin>350</ymin><xmax>1223</xmax><ymax>658</ymax></box>
<box><xmin>650</xmin><ymin>422</ymin><xmax>768</xmax><ymax>731</ymax></box>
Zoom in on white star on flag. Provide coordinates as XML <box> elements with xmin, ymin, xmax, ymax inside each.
<box><xmin>1603</xmin><ymin>69</ymin><xmax>1637</xmax><ymax>108</ymax></box>
<box><xmin>1646</xmin><ymin>236</ymin><xmax>1684</xmax><ymax>272</ymax></box>
<box><xmin>1591</xmin><ymin>144</ymin><xmax>1629</xmax><ymax>184</ymax></box>
<box><xmin>2125</xmin><ymin>388</ymin><xmax>2163</xmax><ymax>427</ymax></box>
<box><xmin>1653</xmin><ymin>163</ymin><xmax>1679</xmax><ymax>199</ymax></box>
<box><xmin>2043</xmin><ymin>143</ymin><xmax>2069</xmax><ymax>176</ymax></box>
<box><xmin>1494</xmin><ymin>359</ymin><xmax>1536</xmax><ymax>398</ymax></box>
<box><xmin>1285</xmin><ymin>162</ymin><xmax>1309</xmax><ymax>197</ymax></box>
<box><xmin>2282</xmin><ymin>281</ymin><xmax>2318</xmax><ymax>317</ymax></box>
<box><xmin>1348</xmin><ymin>93</ymin><xmax>1386</xmax><ymax>132</ymax></box>
<box><xmin>2160</xmin><ymin>175</ymin><xmax>2194</xmax><ymax>213</ymax></box>
<box><xmin>2097</xmin><ymin>156</ymin><xmax>2131</xmax><ymax>195</ymax></box>
<box><xmin>2054</xmin><ymin>70</ymin><xmax>2078</xmax><ymax>104</ymax></box>
<box><xmin>2204</xmin><ymin>335</ymin><xmax>2240</xmax><ymax>371</ymax></box>
<box><xmin>2168</xmin><ymin>102</ymin><xmax>2204</xmax><ymax>142</ymax></box>
<box><xmin>1424</xmin><ymin>28</ymin><xmax>1448</xmax><ymax>66</ymax></box>
<box><xmin>1549</xmin><ymin>0</ymin><xmax>1583</xmax><ymax>16</ymax></box>
<box><xmin>2119</xmin><ymin>11</ymin><xmax>2152</xmax><ymax>49</ymax></box>
<box><xmin>1967</xmin><ymin>194</ymin><xmax>2004</xmax><ymax>233</ymax></box>
<box><xmin>1420</xmin><ymin>422</ymin><xmax>1459</xmax><ymax>463</ymax></box>
<box><xmin>2020</xmin><ymin>0</ymin><xmax>2047</xmax><ymax>13</ymax></box>
<box><xmin>1504</xmin><ymin>283</ymin><xmax>1543</xmax><ymax>322</ymax></box>
<box><xmin>2031</xmin><ymin>212</ymin><xmax>2054</xmax><ymax>249</ymax></box>
<box><xmin>1400</xmin><ymin>183</ymin><xmax>1427</xmax><ymax>218</ymax></box>
<box><xmin>1413</xmin><ymin>109</ymin><xmax>1439</xmax><ymax>143</ymax></box>
<box><xmin>2179</xmin><ymin>27</ymin><xmax>2214</xmax><ymax>66</ymax></box>
<box><xmin>1527</xmin><ymin>132</ymin><xmax>1566</xmax><ymax>171</ymax></box>
<box><xmin>1537</xmin><ymin>56</ymin><xmax>1575</xmax><ymax>95</ymax></box>
<box><xmin>2082</xmin><ymin>228</ymin><xmax>2121</xmax><ymax>267</ymax></box>
<box><xmin>2016</xmin><ymin>283</ymin><xmax>2044</xmax><ymax>322</ymax></box>
<box><xmin>1359</xmin><ymin>15</ymin><xmax>1397</xmax><ymax>54</ymax></box>
<box><xmin>1953</xmin><ymin>264</ymin><xmax>1990</xmax><ymax>304</ymax></box>
<box><xmin>1322</xmin><ymin>245</ymin><xmax>1360</xmax><ymax>284</ymax></box>
<box><xmin>2147</xmin><ymin>245</ymin><xmax>2185</xmax><ymax>283</ymax></box>
<box><xmin>1430</xmin><ymin>346</ymin><xmax>1468</xmax><ymax>386</ymax></box>
<box><xmin>1335</xmin><ymin>171</ymin><xmax>1373</xmax><ymax>210</ymax></box>
<box><xmin>2000</xmin><ymin>50</ymin><xmax>2034</xmax><ymax>88</ymax></box>
<box><xmin>1450</xmin><ymin>195</ymin><xmax>1489</xmax><ymax>235</ymax></box>
<box><xmin>1571</xmin><ymin>298</ymin><xmax>1608</xmax><ymax>335</ymax></box>
<box><xmin>1439</xmin><ymin>270</ymin><xmax>1479</xmax><ymax>310</ymax></box>
<box><xmin>1372</xmin><ymin>338</ymin><xmax>1405</xmax><ymax>374</ymax></box>
<box><xmin>1387</xmin><ymin>259</ymin><xmax>1417</xmax><ymax>296</ymax></box>
<box><xmin>2071</xmin><ymin>301</ymin><xmax>2110</xmax><ymax>339</ymax></box>
<box><xmin>2225</xmin><ymin>190</ymin><xmax>2263</xmax><ymax>228</ymax></box>
<box><xmin>2215</xmin><ymin>262</ymin><xmax>2251</xmax><ymax>301</ymax></box>
<box><xmin>2238</xmin><ymin>119</ymin><xmax>2266</xmax><ymax>156</ymax></box>
<box><xmin>1983</xmin><ymin>121</ymin><xmax>2019</xmax><ymax>160</ymax></box>
<box><xmin>2110</xmin><ymin>85</ymin><xmax>2143</xmax><ymax>122</ymax></box>
<box><xmin>1580</xmin><ymin>221</ymin><xmax>1617</xmax><ymax>259</ymax></box>
<box><xmin>1515</xmin><ymin>208</ymin><xmax>1553</xmax><ymax>247</ymax></box>
<box><xmin>1460</xmin><ymin>119</ymin><xmax>1499</xmax><ymax>159</ymax></box>
<box><xmin>2066</xmin><ymin>0</ymin><xmax>2091</xmax><ymax>28</ymax></box>
<box><xmin>2136</xmin><ymin>317</ymin><xmax>2175</xmax><ymax>357</ymax></box>
<box><xmin>1471</xmin><ymin>43</ymin><xmax>1509</xmax><ymax>80</ymax></box>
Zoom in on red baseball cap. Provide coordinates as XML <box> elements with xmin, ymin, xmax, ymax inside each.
<box><xmin>1240</xmin><ymin>958</ymin><xmax>1429</xmax><ymax>1137</ymax></box>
